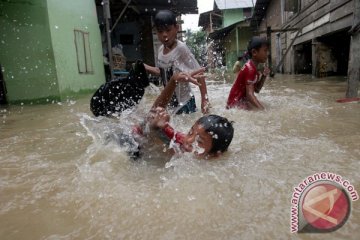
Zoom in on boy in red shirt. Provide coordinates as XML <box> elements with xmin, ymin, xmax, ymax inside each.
<box><xmin>226</xmin><ymin>37</ymin><xmax>270</xmax><ymax>110</ymax></box>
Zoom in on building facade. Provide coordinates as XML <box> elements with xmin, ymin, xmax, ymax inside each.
<box><xmin>198</xmin><ymin>0</ymin><xmax>254</xmax><ymax>70</ymax></box>
<box><xmin>0</xmin><ymin>0</ymin><xmax>105</xmax><ymax>104</ymax></box>
<box><xmin>252</xmin><ymin>0</ymin><xmax>355</xmax><ymax>77</ymax></box>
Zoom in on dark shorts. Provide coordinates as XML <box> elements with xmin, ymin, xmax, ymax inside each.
<box><xmin>175</xmin><ymin>96</ymin><xmax>197</xmax><ymax>115</ymax></box>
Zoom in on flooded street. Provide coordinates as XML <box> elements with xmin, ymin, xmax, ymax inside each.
<box><xmin>0</xmin><ymin>74</ymin><xmax>359</xmax><ymax>239</ymax></box>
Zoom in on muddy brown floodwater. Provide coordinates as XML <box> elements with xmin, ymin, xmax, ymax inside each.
<box><xmin>0</xmin><ymin>74</ymin><xmax>359</xmax><ymax>239</ymax></box>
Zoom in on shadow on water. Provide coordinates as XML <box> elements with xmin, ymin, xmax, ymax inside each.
<box><xmin>0</xmin><ymin>74</ymin><xmax>359</xmax><ymax>239</ymax></box>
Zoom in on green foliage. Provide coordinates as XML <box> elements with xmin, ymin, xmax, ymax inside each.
<box><xmin>184</xmin><ymin>30</ymin><xmax>207</xmax><ymax>66</ymax></box>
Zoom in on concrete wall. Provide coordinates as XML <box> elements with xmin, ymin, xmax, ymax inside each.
<box><xmin>0</xmin><ymin>0</ymin><xmax>105</xmax><ymax>104</ymax></box>
<box><xmin>47</xmin><ymin>0</ymin><xmax>105</xmax><ymax>99</ymax></box>
<box><xmin>0</xmin><ymin>0</ymin><xmax>59</xmax><ymax>103</ymax></box>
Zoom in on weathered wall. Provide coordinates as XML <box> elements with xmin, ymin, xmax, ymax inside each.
<box><xmin>258</xmin><ymin>0</ymin><xmax>283</xmax><ymax>72</ymax></box>
<box><xmin>0</xmin><ymin>0</ymin><xmax>59</xmax><ymax>103</ymax></box>
<box><xmin>140</xmin><ymin>16</ymin><xmax>155</xmax><ymax>66</ymax></box>
<box><xmin>257</xmin><ymin>0</ymin><xmax>354</xmax><ymax>74</ymax></box>
<box><xmin>223</xmin><ymin>9</ymin><xmax>244</xmax><ymax>27</ymax></box>
<box><xmin>112</xmin><ymin>22</ymin><xmax>142</xmax><ymax>63</ymax></box>
<box><xmin>0</xmin><ymin>0</ymin><xmax>105</xmax><ymax>103</ymax></box>
<box><xmin>284</xmin><ymin>0</ymin><xmax>353</xmax><ymax>75</ymax></box>
<box><xmin>285</xmin><ymin>0</ymin><xmax>354</xmax><ymax>46</ymax></box>
<box><xmin>224</xmin><ymin>26</ymin><xmax>252</xmax><ymax>70</ymax></box>
<box><xmin>47</xmin><ymin>0</ymin><xmax>105</xmax><ymax>99</ymax></box>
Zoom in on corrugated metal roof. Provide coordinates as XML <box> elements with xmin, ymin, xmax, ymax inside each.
<box><xmin>214</xmin><ymin>0</ymin><xmax>255</xmax><ymax>10</ymax></box>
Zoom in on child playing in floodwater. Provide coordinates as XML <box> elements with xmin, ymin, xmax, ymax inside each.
<box><xmin>226</xmin><ymin>37</ymin><xmax>270</xmax><ymax>110</ymax></box>
<box><xmin>132</xmin><ymin>69</ymin><xmax>234</xmax><ymax>159</ymax></box>
<box><xmin>144</xmin><ymin>10</ymin><xmax>210</xmax><ymax>115</ymax></box>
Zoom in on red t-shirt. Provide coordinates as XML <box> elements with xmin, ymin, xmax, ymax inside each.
<box><xmin>226</xmin><ymin>60</ymin><xmax>259</xmax><ymax>109</ymax></box>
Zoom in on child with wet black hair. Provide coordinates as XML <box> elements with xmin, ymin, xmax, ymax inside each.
<box><xmin>141</xmin><ymin>69</ymin><xmax>234</xmax><ymax>159</ymax></box>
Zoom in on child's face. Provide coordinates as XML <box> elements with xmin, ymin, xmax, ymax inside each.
<box><xmin>156</xmin><ymin>24</ymin><xmax>178</xmax><ymax>48</ymax></box>
<box><xmin>181</xmin><ymin>123</ymin><xmax>213</xmax><ymax>157</ymax></box>
<box><xmin>253</xmin><ymin>45</ymin><xmax>269</xmax><ymax>63</ymax></box>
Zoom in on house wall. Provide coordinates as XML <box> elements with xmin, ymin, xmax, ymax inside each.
<box><xmin>0</xmin><ymin>0</ymin><xmax>59</xmax><ymax>103</ymax></box>
<box><xmin>224</xmin><ymin>26</ymin><xmax>252</xmax><ymax>70</ymax></box>
<box><xmin>257</xmin><ymin>0</ymin><xmax>354</xmax><ymax>75</ymax></box>
<box><xmin>140</xmin><ymin>16</ymin><xmax>156</xmax><ymax>66</ymax></box>
<box><xmin>258</xmin><ymin>0</ymin><xmax>283</xmax><ymax>72</ymax></box>
<box><xmin>284</xmin><ymin>0</ymin><xmax>353</xmax><ymax>46</ymax></box>
<box><xmin>283</xmin><ymin>0</ymin><xmax>353</xmax><ymax>75</ymax></box>
<box><xmin>112</xmin><ymin>22</ymin><xmax>142</xmax><ymax>63</ymax></box>
<box><xmin>223</xmin><ymin>9</ymin><xmax>244</xmax><ymax>27</ymax></box>
<box><xmin>47</xmin><ymin>0</ymin><xmax>105</xmax><ymax>99</ymax></box>
<box><xmin>0</xmin><ymin>0</ymin><xmax>105</xmax><ymax>103</ymax></box>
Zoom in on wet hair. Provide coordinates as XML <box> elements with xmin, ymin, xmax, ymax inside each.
<box><xmin>154</xmin><ymin>10</ymin><xmax>177</xmax><ymax>28</ymax></box>
<box><xmin>247</xmin><ymin>36</ymin><xmax>269</xmax><ymax>58</ymax></box>
<box><xmin>196</xmin><ymin>115</ymin><xmax>234</xmax><ymax>154</ymax></box>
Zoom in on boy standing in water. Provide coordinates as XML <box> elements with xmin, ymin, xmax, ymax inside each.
<box><xmin>144</xmin><ymin>10</ymin><xmax>210</xmax><ymax>114</ymax></box>
<box><xmin>226</xmin><ymin>37</ymin><xmax>270</xmax><ymax>110</ymax></box>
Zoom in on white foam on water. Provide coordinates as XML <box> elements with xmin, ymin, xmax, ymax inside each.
<box><xmin>0</xmin><ymin>75</ymin><xmax>359</xmax><ymax>239</ymax></box>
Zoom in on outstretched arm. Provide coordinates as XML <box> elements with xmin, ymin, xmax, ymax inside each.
<box><xmin>144</xmin><ymin>63</ymin><xmax>160</xmax><ymax>76</ymax></box>
<box><xmin>198</xmin><ymin>76</ymin><xmax>210</xmax><ymax>114</ymax></box>
<box><xmin>152</xmin><ymin>68</ymin><xmax>205</xmax><ymax>109</ymax></box>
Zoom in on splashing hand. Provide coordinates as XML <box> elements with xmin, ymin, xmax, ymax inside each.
<box><xmin>263</xmin><ymin>67</ymin><xmax>271</xmax><ymax>77</ymax></box>
<box><xmin>173</xmin><ymin>68</ymin><xmax>205</xmax><ymax>86</ymax></box>
<box><xmin>148</xmin><ymin>107</ymin><xmax>170</xmax><ymax>129</ymax></box>
<box><xmin>201</xmin><ymin>99</ymin><xmax>211</xmax><ymax>114</ymax></box>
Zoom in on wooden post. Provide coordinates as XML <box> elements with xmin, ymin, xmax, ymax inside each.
<box><xmin>275</xmin><ymin>30</ymin><xmax>300</xmax><ymax>73</ymax></box>
<box><xmin>312</xmin><ymin>38</ymin><xmax>318</xmax><ymax>77</ymax></box>
<box><xmin>266</xmin><ymin>27</ymin><xmax>272</xmax><ymax>68</ymax></box>
<box><xmin>236</xmin><ymin>27</ymin><xmax>239</xmax><ymax>56</ymax></box>
<box><xmin>103</xmin><ymin>0</ymin><xmax>114</xmax><ymax>81</ymax></box>
<box><xmin>346</xmin><ymin>0</ymin><xmax>360</xmax><ymax>98</ymax></box>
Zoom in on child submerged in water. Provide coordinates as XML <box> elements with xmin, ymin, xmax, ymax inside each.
<box><xmin>132</xmin><ymin>69</ymin><xmax>234</xmax><ymax>159</ymax></box>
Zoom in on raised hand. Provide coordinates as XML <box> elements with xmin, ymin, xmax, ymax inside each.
<box><xmin>148</xmin><ymin>107</ymin><xmax>170</xmax><ymax>129</ymax></box>
<box><xmin>173</xmin><ymin>68</ymin><xmax>205</xmax><ymax>86</ymax></box>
